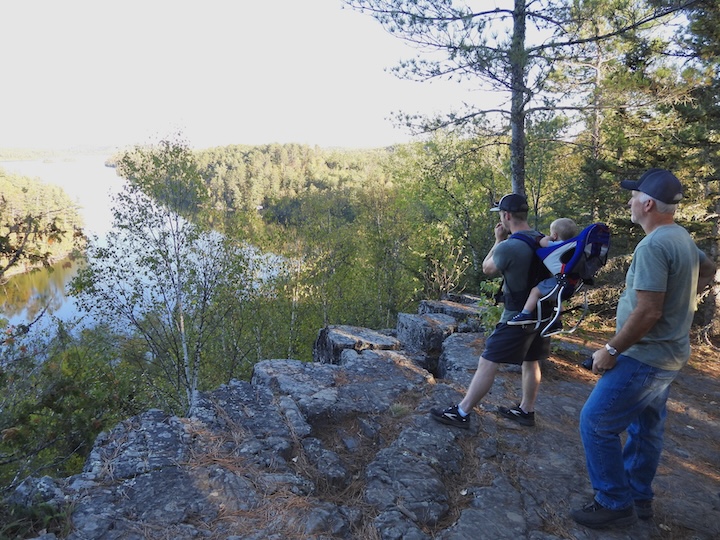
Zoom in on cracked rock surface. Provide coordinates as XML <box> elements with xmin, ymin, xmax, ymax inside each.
<box><xmin>11</xmin><ymin>297</ymin><xmax>720</xmax><ymax>540</ymax></box>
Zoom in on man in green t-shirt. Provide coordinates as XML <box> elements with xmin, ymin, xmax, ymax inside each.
<box><xmin>430</xmin><ymin>193</ymin><xmax>551</xmax><ymax>429</ymax></box>
<box><xmin>571</xmin><ymin>169</ymin><xmax>716</xmax><ymax>529</ymax></box>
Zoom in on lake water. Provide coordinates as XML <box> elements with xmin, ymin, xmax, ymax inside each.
<box><xmin>0</xmin><ymin>155</ymin><xmax>124</xmax><ymax>325</ymax></box>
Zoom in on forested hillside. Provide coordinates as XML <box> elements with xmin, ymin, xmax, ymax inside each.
<box><xmin>194</xmin><ymin>144</ymin><xmax>391</xmax><ymax>212</ymax></box>
<box><xmin>0</xmin><ymin>167</ymin><xmax>83</xmax><ymax>278</ymax></box>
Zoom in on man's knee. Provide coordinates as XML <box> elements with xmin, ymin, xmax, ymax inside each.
<box><xmin>476</xmin><ymin>356</ymin><xmax>499</xmax><ymax>375</ymax></box>
<box><xmin>579</xmin><ymin>402</ymin><xmax>603</xmax><ymax>436</ymax></box>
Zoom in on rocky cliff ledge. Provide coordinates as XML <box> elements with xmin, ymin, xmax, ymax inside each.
<box><xmin>10</xmin><ymin>297</ymin><xmax>720</xmax><ymax>540</ymax></box>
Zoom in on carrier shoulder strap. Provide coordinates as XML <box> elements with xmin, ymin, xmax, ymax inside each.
<box><xmin>495</xmin><ymin>231</ymin><xmax>546</xmax><ymax>310</ymax></box>
<box><xmin>509</xmin><ymin>231</ymin><xmax>544</xmax><ymax>251</ymax></box>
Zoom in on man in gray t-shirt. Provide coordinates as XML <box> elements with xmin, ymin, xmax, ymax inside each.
<box><xmin>616</xmin><ymin>224</ymin><xmax>700</xmax><ymax>370</ymax></box>
<box><xmin>571</xmin><ymin>168</ymin><xmax>716</xmax><ymax>530</ymax></box>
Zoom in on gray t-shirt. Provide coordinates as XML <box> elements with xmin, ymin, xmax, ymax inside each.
<box><xmin>616</xmin><ymin>224</ymin><xmax>700</xmax><ymax>371</ymax></box>
<box><xmin>493</xmin><ymin>230</ymin><xmax>544</xmax><ymax>322</ymax></box>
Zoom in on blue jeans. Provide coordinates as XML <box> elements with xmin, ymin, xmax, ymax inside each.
<box><xmin>579</xmin><ymin>354</ymin><xmax>679</xmax><ymax>510</ymax></box>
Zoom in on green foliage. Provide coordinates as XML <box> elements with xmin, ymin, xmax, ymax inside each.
<box><xmin>0</xmin><ymin>323</ymin><xmax>151</xmax><ymax>495</ymax></box>
<box><xmin>394</xmin><ymin>137</ymin><xmax>508</xmax><ymax>293</ymax></box>
<box><xmin>118</xmin><ymin>139</ymin><xmax>207</xmax><ymax>217</ymax></box>
<box><xmin>187</xmin><ymin>143</ymin><xmax>390</xmax><ymax>214</ymax></box>
<box><xmin>476</xmin><ymin>278</ymin><xmax>505</xmax><ymax>335</ymax></box>
<box><xmin>184</xmin><ymin>136</ymin><xmax>522</xmax><ymax>352</ymax></box>
<box><xmin>202</xmin><ymin>145</ymin><xmax>427</xmax><ymax>353</ymax></box>
<box><xmin>0</xmin><ymin>502</ymin><xmax>71</xmax><ymax>540</ymax></box>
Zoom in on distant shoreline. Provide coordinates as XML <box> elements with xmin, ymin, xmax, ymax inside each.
<box><xmin>0</xmin><ymin>147</ymin><xmax>117</xmax><ymax>163</ymax></box>
<box><xmin>2</xmin><ymin>250</ymin><xmax>80</xmax><ymax>280</ymax></box>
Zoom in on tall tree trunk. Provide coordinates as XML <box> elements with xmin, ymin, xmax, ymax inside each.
<box><xmin>510</xmin><ymin>0</ymin><xmax>528</xmax><ymax>196</ymax></box>
<box><xmin>288</xmin><ymin>257</ymin><xmax>301</xmax><ymax>359</ymax></box>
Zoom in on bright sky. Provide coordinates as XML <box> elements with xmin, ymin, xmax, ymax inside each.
<box><xmin>1</xmin><ymin>0</ymin><xmax>477</xmax><ymax>150</ymax></box>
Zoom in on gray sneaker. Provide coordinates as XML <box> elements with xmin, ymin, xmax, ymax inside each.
<box><xmin>430</xmin><ymin>405</ymin><xmax>470</xmax><ymax>429</ymax></box>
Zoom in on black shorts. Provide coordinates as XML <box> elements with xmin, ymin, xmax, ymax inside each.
<box><xmin>482</xmin><ymin>322</ymin><xmax>550</xmax><ymax>365</ymax></box>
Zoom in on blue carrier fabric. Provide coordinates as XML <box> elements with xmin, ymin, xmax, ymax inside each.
<box><xmin>534</xmin><ymin>222</ymin><xmax>610</xmax><ymax>337</ymax></box>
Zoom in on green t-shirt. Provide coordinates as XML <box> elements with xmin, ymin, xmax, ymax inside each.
<box><xmin>616</xmin><ymin>224</ymin><xmax>700</xmax><ymax>371</ymax></box>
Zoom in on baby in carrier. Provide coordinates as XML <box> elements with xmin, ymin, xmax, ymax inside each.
<box><xmin>508</xmin><ymin>217</ymin><xmax>578</xmax><ymax>326</ymax></box>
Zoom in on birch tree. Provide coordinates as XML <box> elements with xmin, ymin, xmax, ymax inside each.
<box><xmin>73</xmin><ymin>139</ymin><xmax>251</xmax><ymax>415</ymax></box>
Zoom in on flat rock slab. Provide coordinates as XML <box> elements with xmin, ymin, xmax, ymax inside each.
<box><xmin>418</xmin><ymin>298</ymin><xmax>482</xmax><ymax>321</ymax></box>
<box><xmin>313</xmin><ymin>324</ymin><xmax>401</xmax><ymax>364</ymax></box>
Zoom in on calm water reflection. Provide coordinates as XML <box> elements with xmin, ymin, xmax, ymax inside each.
<box><xmin>0</xmin><ymin>155</ymin><xmax>121</xmax><ymax>325</ymax></box>
<box><xmin>1</xmin><ymin>258</ymin><xmax>83</xmax><ymax>325</ymax></box>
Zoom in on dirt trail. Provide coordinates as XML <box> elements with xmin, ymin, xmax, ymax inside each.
<box><xmin>500</xmin><ymin>331</ymin><xmax>720</xmax><ymax>539</ymax></box>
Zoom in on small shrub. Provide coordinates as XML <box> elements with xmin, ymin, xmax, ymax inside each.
<box><xmin>0</xmin><ymin>502</ymin><xmax>71</xmax><ymax>540</ymax></box>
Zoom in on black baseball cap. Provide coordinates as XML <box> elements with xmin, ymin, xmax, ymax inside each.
<box><xmin>620</xmin><ymin>168</ymin><xmax>683</xmax><ymax>204</ymax></box>
<box><xmin>490</xmin><ymin>193</ymin><xmax>529</xmax><ymax>212</ymax></box>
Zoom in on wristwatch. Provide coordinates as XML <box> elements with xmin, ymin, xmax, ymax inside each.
<box><xmin>605</xmin><ymin>343</ymin><xmax>618</xmax><ymax>356</ymax></box>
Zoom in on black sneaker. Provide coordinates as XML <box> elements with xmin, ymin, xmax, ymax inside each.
<box><xmin>497</xmin><ymin>405</ymin><xmax>535</xmax><ymax>426</ymax></box>
<box><xmin>507</xmin><ymin>312</ymin><xmax>537</xmax><ymax>326</ymax></box>
<box><xmin>635</xmin><ymin>499</ymin><xmax>653</xmax><ymax>520</ymax></box>
<box><xmin>430</xmin><ymin>405</ymin><xmax>470</xmax><ymax>429</ymax></box>
<box><xmin>571</xmin><ymin>499</ymin><xmax>637</xmax><ymax>529</ymax></box>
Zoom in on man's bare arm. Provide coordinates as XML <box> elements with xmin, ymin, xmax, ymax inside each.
<box><xmin>482</xmin><ymin>244</ymin><xmax>501</xmax><ymax>276</ymax></box>
<box><xmin>608</xmin><ymin>290</ymin><xmax>664</xmax><ymax>353</ymax></box>
<box><xmin>592</xmin><ymin>290</ymin><xmax>664</xmax><ymax>373</ymax></box>
<box><xmin>482</xmin><ymin>222</ymin><xmax>508</xmax><ymax>276</ymax></box>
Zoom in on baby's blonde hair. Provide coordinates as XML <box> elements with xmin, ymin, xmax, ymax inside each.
<box><xmin>551</xmin><ymin>218</ymin><xmax>578</xmax><ymax>240</ymax></box>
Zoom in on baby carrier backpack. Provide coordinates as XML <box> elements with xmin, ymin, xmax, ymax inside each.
<box><xmin>508</xmin><ymin>223</ymin><xmax>611</xmax><ymax>337</ymax></box>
